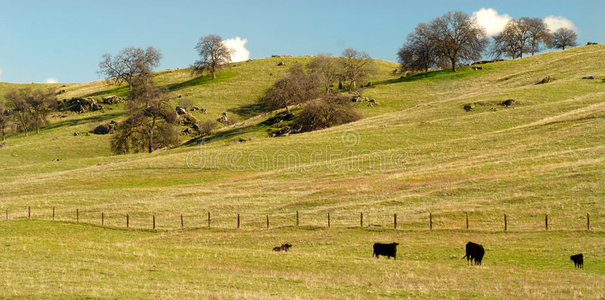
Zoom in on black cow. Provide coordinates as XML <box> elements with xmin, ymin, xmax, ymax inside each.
<box><xmin>462</xmin><ymin>242</ymin><xmax>485</xmax><ymax>265</ymax></box>
<box><xmin>570</xmin><ymin>253</ymin><xmax>583</xmax><ymax>268</ymax></box>
<box><xmin>373</xmin><ymin>242</ymin><xmax>399</xmax><ymax>259</ymax></box>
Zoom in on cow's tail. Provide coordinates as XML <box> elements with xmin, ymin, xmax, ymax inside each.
<box><xmin>462</xmin><ymin>254</ymin><xmax>468</xmax><ymax>260</ymax></box>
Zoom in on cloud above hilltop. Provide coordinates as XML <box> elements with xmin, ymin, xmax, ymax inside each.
<box><xmin>223</xmin><ymin>37</ymin><xmax>250</xmax><ymax>62</ymax></box>
<box><xmin>0</xmin><ymin>68</ymin><xmax>3</xmax><ymax>81</ymax></box>
<box><xmin>472</xmin><ymin>8</ymin><xmax>578</xmax><ymax>37</ymax></box>
<box><xmin>544</xmin><ymin>15</ymin><xmax>578</xmax><ymax>32</ymax></box>
<box><xmin>44</xmin><ymin>78</ymin><xmax>59</xmax><ymax>84</ymax></box>
<box><xmin>472</xmin><ymin>8</ymin><xmax>513</xmax><ymax>36</ymax></box>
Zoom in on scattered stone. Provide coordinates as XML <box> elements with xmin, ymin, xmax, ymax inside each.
<box><xmin>176</xmin><ymin>106</ymin><xmax>188</xmax><ymax>115</ymax></box>
<box><xmin>586</xmin><ymin>42</ymin><xmax>598</xmax><ymax>46</ymax></box>
<box><xmin>277</xmin><ymin>61</ymin><xmax>285</xmax><ymax>66</ymax></box>
<box><xmin>392</xmin><ymin>69</ymin><xmax>399</xmax><ymax>74</ymax></box>
<box><xmin>582</xmin><ymin>76</ymin><xmax>596</xmax><ymax>80</ymax></box>
<box><xmin>499</xmin><ymin>99</ymin><xmax>516</xmax><ymax>106</ymax></box>
<box><xmin>537</xmin><ymin>76</ymin><xmax>553</xmax><ymax>84</ymax></box>
<box><xmin>463</xmin><ymin>104</ymin><xmax>473</xmax><ymax>112</ymax></box>
<box><xmin>102</xmin><ymin>95</ymin><xmax>123</xmax><ymax>105</ymax></box>
<box><xmin>51</xmin><ymin>158</ymin><xmax>63</xmax><ymax>162</ymax></box>
<box><xmin>366</xmin><ymin>82</ymin><xmax>373</xmax><ymax>87</ymax></box>
<box><xmin>92</xmin><ymin>120</ymin><xmax>118</xmax><ymax>135</ymax></box>
<box><xmin>190</xmin><ymin>106</ymin><xmax>200</xmax><ymax>111</ymax></box>
<box><xmin>338</xmin><ymin>82</ymin><xmax>343</xmax><ymax>89</ymax></box>
<box><xmin>73</xmin><ymin>132</ymin><xmax>81</xmax><ymax>136</ymax></box>
<box><xmin>217</xmin><ymin>112</ymin><xmax>229</xmax><ymax>123</ymax></box>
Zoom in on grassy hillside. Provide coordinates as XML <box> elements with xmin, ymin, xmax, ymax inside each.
<box><xmin>0</xmin><ymin>47</ymin><xmax>604</xmax><ymax>298</ymax></box>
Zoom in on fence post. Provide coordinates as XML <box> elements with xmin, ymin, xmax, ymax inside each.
<box><xmin>394</xmin><ymin>213</ymin><xmax>397</xmax><ymax>229</ymax></box>
<box><xmin>52</xmin><ymin>207</ymin><xmax>55</xmax><ymax>221</ymax></box>
<box><xmin>545</xmin><ymin>214</ymin><xmax>548</xmax><ymax>231</ymax></box>
<box><xmin>207</xmin><ymin>211</ymin><xmax>211</xmax><ymax>228</ymax></box>
<box><xmin>587</xmin><ymin>213</ymin><xmax>590</xmax><ymax>230</ymax></box>
<box><xmin>126</xmin><ymin>214</ymin><xmax>129</xmax><ymax>228</ymax></box>
<box><xmin>237</xmin><ymin>214</ymin><xmax>240</xmax><ymax>229</ymax></box>
<box><xmin>76</xmin><ymin>209</ymin><xmax>79</xmax><ymax>223</ymax></box>
<box><xmin>101</xmin><ymin>212</ymin><xmax>104</xmax><ymax>225</ymax></box>
<box><xmin>465</xmin><ymin>212</ymin><xmax>469</xmax><ymax>230</ymax></box>
<box><xmin>360</xmin><ymin>212</ymin><xmax>363</xmax><ymax>228</ymax></box>
<box><xmin>504</xmin><ymin>214</ymin><xmax>507</xmax><ymax>231</ymax></box>
<box><xmin>296</xmin><ymin>210</ymin><xmax>299</xmax><ymax>227</ymax></box>
<box><xmin>266</xmin><ymin>215</ymin><xmax>269</xmax><ymax>229</ymax></box>
<box><xmin>153</xmin><ymin>215</ymin><xmax>156</xmax><ymax>230</ymax></box>
<box><xmin>28</xmin><ymin>206</ymin><xmax>31</xmax><ymax>219</ymax></box>
<box><xmin>328</xmin><ymin>213</ymin><xmax>331</xmax><ymax>228</ymax></box>
<box><xmin>180</xmin><ymin>215</ymin><xmax>184</xmax><ymax>229</ymax></box>
<box><xmin>429</xmin><ymin>213</ymin><xmax>433</xmax><ymax>231</ymax></box>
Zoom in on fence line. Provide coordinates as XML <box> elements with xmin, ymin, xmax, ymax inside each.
<box><xmin>0</xmin><ymin>207</ymin><xmax>600</xmax><ymax>232</ymax></box>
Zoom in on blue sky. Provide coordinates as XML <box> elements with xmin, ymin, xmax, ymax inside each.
<box><xmin>0</xmin><ymin>0</ymin><xmax>602</xmax><ymax>83</ymax></box>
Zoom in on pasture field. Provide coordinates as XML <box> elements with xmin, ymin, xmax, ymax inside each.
<box><xmin>0</xmin><ymin>45</ymin><xmax>604</xmax><ymax>298</ymax></box>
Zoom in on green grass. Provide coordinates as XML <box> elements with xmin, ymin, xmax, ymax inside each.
<box><xmin>0</xmin><ymin>47</ymin><xmax>604</xmax><ymax>298</ymax></box>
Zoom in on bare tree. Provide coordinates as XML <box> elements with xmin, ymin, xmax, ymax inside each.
<box><xmin>111</xmin><ymin>76</ymin><xmax>178</xmax><ymax>154</ymax></box>
<box><xmin>492</xmin><ymin>19</ymin><xmax>530</xmax><ymax>59</ymax></box>
<box><xmin>551</xmin><ymin>28</ymin><xmax>578</xmax><ymax>50</ymax></box>
<box><xmin>523</xmin><ymin>17</ymin><xmax>551</xmax><ymax>55</ymax></box>
<box><xmin>397</xmin><ymin>22</ymin><xmax>437</xmax><ymax>73</ymax></box>
<box><xmin>0</xmin><ymin>103</ymin><xmax>11</xmax><ymax>141</ymax></box>
<box><xmin>98</xmin><ymin>46</ymin><xmax>162</xmax><ymax>91</ymax></box>
<box><xmin>260</xmin><ymin>64</ymin><xmax>323</xmax><ymax>112</ymax></box>
<box><xmin>340</xmin><ymin>48</ymin><xmax>376</xmax><ymax>89</ymax></box>
<box><xmin>307</xmin><ymin>54</ymin><xmax>342</xmax><ymax>94</ymax></box>
<box><xmin>429</xmin><ymin>11</ymin><xmax>488</xmax><ymax>72</ymax></box>
<box><xmin>4</xmin><ymin>88</ymin><xmax>56</xmax><ymax>136</ymax></box>
<box><xmin>193</xmin><ymin>34</ymin><xmax>233</xmax><ymax>80</ymax></box>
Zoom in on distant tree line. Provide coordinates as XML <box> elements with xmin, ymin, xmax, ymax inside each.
<box><xmin>397</xmin><ymin>11</ymin><xmax>579</xmax><ymax>73</ymax></box>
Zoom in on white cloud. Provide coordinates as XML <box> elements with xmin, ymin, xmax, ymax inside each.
<box><xmin>472</xmin><ymin>8</ymin><xmax>513</xmax><ymax>36</ymax></box>
<box><xmin>44</xmin><ymin>78</ymin><xmax>59</xmax><ymax>84</ymax></box>
<box><xmin>222</xmin><ymin>37</ymin><xmax>250</xmax><ymax>62</ymax></box>
<box><xmin>0</xmin><ymin>68</ymin><xmax>3</xmax><ymax>81</ymax></box>
<box><xmin>544</xmin><ymin>15</ymin><xmax>577</xmax><ymax>32</ymax></box>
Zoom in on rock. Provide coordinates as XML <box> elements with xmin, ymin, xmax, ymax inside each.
<box><xmin>499</xmin><ymin>99</ymin><xmax>516</xmax><ymax>106</ymax></box>
<box><xmin>73</xmin><ymin>132</ymin><xmax>80</xmax><ymax>136</ymax></box>
<box><xmin>366</xmin><ymin>82</ymin><xmax>373</xmax><ymax>87</ymax></box>
<box><xmin>277</xmin><ymin>61</ymin><xmax>285</xmax><ymax>66</ymax></box>
<box><xmin>176</xmin><ymin>106</ymin><xmax>188</xmax><ymax>115</ymax></box>
<box><xmin>537</xmin><ymin>76</ymin><xmax>553</xmax><ymax>84</ymax></box>
<box><xmin>463</xmin><ymin>104</ymin><xmax>473</xmax><ymax>112</ymax></box>
<box><xmin>217</xmin><ymin>112</ymin><xmax>229</xmax><ymax>123</ymax></box>
<box><xmin>201</xmin><ymin>108</ymin><xmax>207</xmax><ymax>114</ymax></box>
<box><xmin>102</xmin><ymin>95</ymin><xmax>123</xmax><ymax>105</ymax></box>
<box><xmin>392</xmin><ymin>69</ymin><xmax>398</xmax><ymax>74</ymax></box>
<box><xmin>582</xmin><ymin>76</ymin><xmax>596</xmax><ymax>80</ymax></box>
<box><xmin>190</xmin><ymin>106</ymin><xmax>200</xmax><ymax>111</ymax></box>
<box><xmin>182</xmin><ymin>127</ymin><xmax>195</xmax><ymax>135</ymax></box>
<box><xmin>586</xmin><ymin>42</ymin><xmax>598</xmax><ymax>46</ymax></box>
<box><xmin>471</xmin><ymin>66</ymin><xmax>483</xmax><ymax>70</ymax></box>
<box><xmin>92</xmin><ymin>121</ymin><xmax>118</xmax><ymax>135</ymax></box>
<box><xmin>0</xmin><ymin>142</ymin><xmax>7</xmax><ymax>149</ymax></box>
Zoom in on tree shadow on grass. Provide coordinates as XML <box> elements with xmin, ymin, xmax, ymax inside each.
<box><xmin>182</xmin><ymin>124</ymin><xmax>262</xmax><ymax>147</ymax></box>
<box><xmin>166</xmin><ymin>71</ymin><xmax>237</xmax><ymax>92</ymax></box>
<box><xmin>373</xmin><ymin>69</ymin><xmax>471</xmax><ymax>86</ymax></box>
<box><xmin>227</xmin><ymin>102</ymin><xmax>269</xmax><ymax>119</ymax></box>
<box><xmin>43</xmin><ymin>112</ymin><xmax>122</xmax><ymax>131</ymax></box>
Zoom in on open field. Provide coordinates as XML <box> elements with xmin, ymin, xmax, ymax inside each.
<box><xmin>1</xmin><ymin>45</ymin><xmax>604</xmax><ymax>298</ymax></box>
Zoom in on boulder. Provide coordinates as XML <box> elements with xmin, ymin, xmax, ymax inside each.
<box><xmin>277</xmin><ymin>61</ymin><xmax>285</xmax><ymax>66</ymax></box>
<box><xmin>537</xmin><ymin>76</ymin><xmax>553</xmax><ymax>84</ymax></box>
<box><xmin>217</xmin><ymin>112</ymin><xmax>229</xmax><ymax>123</ymax></box>
<box><xmin>463</xmin><ymin>104</ymin><xmax>473</xmax><ymax>112</ymax></box>
<box><xmin>499</xmin><ymin>99</ymin><xmax>516</xmax><ymax>106</ymax></box>
<box><xmin>102</xmin><ymin>95</ymin><xmax>123</xmax><ymax>105</ymax></box>
<box><xmin>92</xmin><ymin>121</ymin><xmax>118</xmax><ymax>135</ymax></box>
<box><xmin>176</xmin><ymin>106</ymin><xmax>188</xmax><ymax>115</ymax></box>
<box><xmin>190</xmin><ymin>106</ymin><xmax>200</xmax><ymax>111</ymax></box>
<box><xmin>582</xmin><ymin>76</ymin><xmax>596</xmax><ymax>80</ymax></box>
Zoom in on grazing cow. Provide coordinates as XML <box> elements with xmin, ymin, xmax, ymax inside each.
<box><xmin>570</xmin><ymin>253</ymin><xmax>583</xmax><ymax>268</ymax></box>
<box><xmin>273</xmin><ymin>243</ymin><xmax>292</xmax><ymax>252</ymax></box>
<box><xmin>373</xmin><ymin>242</ymin><xmax>399</xmax><ymax>259</ymax></box>
<box><xmin>462</xmin><ymin>242</ymin><xmax>485</xmax><ymax>265</ymax></box>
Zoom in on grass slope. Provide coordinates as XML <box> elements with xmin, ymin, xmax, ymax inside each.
<box><xmin>0</xmin><ymin>47</ymin><xmax>604</xmax><ymax>298</ymax></box>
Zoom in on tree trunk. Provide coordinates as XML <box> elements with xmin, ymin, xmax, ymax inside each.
<box><xmin>148</xmin><ymin>129</ymin><xmax>153</xmax><ymax>153</ymax></box>
<box><xmin>450</xmin><ymin>57</ymin><xmax>457</xmax><ymax>72</ymax></box>
<box><xmin>212</xmin><ymin>71</ymin><xmax>216</xmax><ymax>80</ymax></box>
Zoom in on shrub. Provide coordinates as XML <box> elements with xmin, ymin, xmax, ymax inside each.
<box><xmin>297</xmin><ymin>95</ymin><xmax>362</xmax><ymax>131</ymax></box>
<box><xmin>194</xmin><ymin>119</ymin><xmax>219</xmax><ymax>136</ymax></box>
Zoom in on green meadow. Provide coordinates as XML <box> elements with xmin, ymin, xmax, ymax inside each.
<box><xmin>0</xmin><ymin>46</ymin><xmax>604</xmax><ymax>298</ymax></box>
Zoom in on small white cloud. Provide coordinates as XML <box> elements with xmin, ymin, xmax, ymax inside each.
<box><xmin>222</xmin><ymin>37</ymin><xmax>250</xmax><ymax>63</ymax></box>
<box><xmin>544</xmin><ymin>15</ymin><xmax>577</xmax><ymax>32</ymax></box>
<box><xmin>0</xmin><ymin>68</ymin><xmax>3</xmax><ymax>81</ymax></box>
<box><xmin>44</xmin><ymin>78</ymin><xmax>59</xmax><ymax>84</ymax></box>
<box><xmin>472</xmin><ymin>8</ymin><xmax>513</xmax><ymax>36</ymax></box>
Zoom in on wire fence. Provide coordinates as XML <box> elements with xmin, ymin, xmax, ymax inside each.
<box><xmin>1</xmin><ymin>206</ymin><xmax>601</xmax><ymax>232</ymax></box>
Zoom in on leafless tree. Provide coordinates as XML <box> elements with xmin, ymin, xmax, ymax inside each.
<box><xmin>492</xmin><ymin>19</ymin><xmax>530</xmax><ymax>59</ymax></box>
<box><xmin>193</xmin><ymin>34</ymin><xmax>233</xmax><ymax>80</ymax></box>
<box><xmin>98</xmin><ymin>46</ymin><xmax>162</xmax><ymax>91</ymax></box>
<box><xmin>297</xmin><ymin>95</ymin><xmax>362</xmax><ymax>131</ymax></box>
<box><xmin>429</xmin><ymin>11</ymin><xmax>488</xmax><ymax>72</ymax></box>
<box><xmin>340</xmin><ymin>48</ymin><xmax>376</xmax><ymax>89</ymax></box>
<box><xmin>550</xmin><ymin>28</ymin><xmax>578</xmax><ymax>50</ymax></box>
<box><xmin>111</xmin><ymin>76</ymin><xmax>178</xmax><ymax>154</ymax></box>
<box><xmin>523</xmin><ymin>17</ymin><xmax>551</xmax><ymax>55</ymax></box>
<box><xmin>4</xmin><ymin>87</ymin><xmax>56</xmax><ymax>136</ymax></box>
<box><xmin>260</xmin><ymin>64</ymin><xmax>323</xmax><ymax>112</ymax></box>
<box><xmin>0</xmin><ymin>102</ymin><xmax>11</xmax><ymax>141</ymax></box>
<box><xmin>307</xmin><ymin>54</ymin><xmax>342</xmax><ymax>94</ymax></box>
<box><xmin>397</xmin><ymin>22</ymin><xmax>437</xmax><ymax>73</ymax></box>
